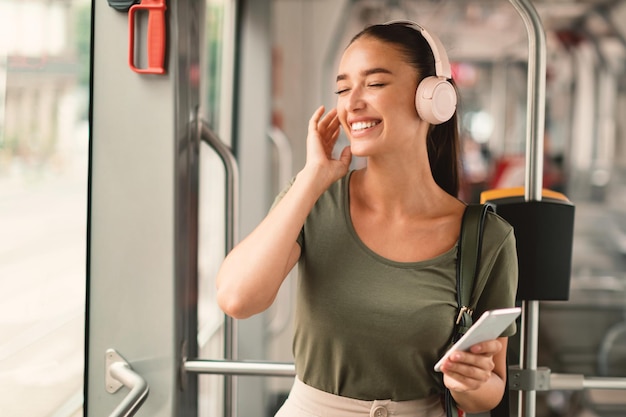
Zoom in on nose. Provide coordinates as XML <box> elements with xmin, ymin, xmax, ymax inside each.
<box><xmin>344</xmin><ymin>85</ymin><xmax>365</xmax><ymax>112</ymax></box>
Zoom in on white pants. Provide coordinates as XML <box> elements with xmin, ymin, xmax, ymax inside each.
<box><xmin>275</xmin><ymin>377</ymin><xmax>446</xmax><ymax>417</ymax></box>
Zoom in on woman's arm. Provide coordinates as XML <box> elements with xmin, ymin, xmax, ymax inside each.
<box><xmin>215</xmin><ymin>106</ymin><xmax>351</xmax><ymax>319</ymax></box>
<box><xmin>441</xmin><ymin>337</ymin><xmax>509</xmax><ymax>413</ymax></box>
<box><xmin>216</xmin><ymin>172</ymin><xmax>317</xmax><ymax>319</ymax></box>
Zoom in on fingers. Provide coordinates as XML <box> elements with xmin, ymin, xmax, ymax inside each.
<box><xmin>318</xmin><ymin>109</ymin><xmax>340</xmax><ymax>142</ymax></box>
<box><xmin>308</xmin><ymin>105</ymin><xmax>326</xmax><ymax>133</ymax></box>
<box><xmin>308</xmin><ymin>106</ymin><xmax>342</xmax><ymax>156</ymax></box>
<box><xmin>309</xmin><ymin>106</ymin><xmax>340</xmax><ymax>135</ymax></box>
<box><xmin>306</xmin><ymin>106</ymin><xmax>348</xmax><ymax>174</ymax></box>
<box><xmin>439</xmin><ymin>339</ymin><xmax>502</xmax><ymax>365</ymax></box>
<box><xmin>318</xmin><ymin>107</ymin><xmax>338</xmax><ymax>131</ymax></box>
<box><xmin>444</xmin><ymin>354</ymin><xmax>495</xmax><ymax>377</ymax></box>
<box><xmin>440</xmin><ymin>340</ymin><xmax>500</xmax><ymax>389</ymax></box>
<box><xmin>443</xmin><ymin>348</ymin><xmax>497</xmax><ymax>373</ymax></box>
<box><xmin>324</xmin><ymin>121</ymin><xmax>340</xmax><ymax>147</ymax></box>
<box><xmin>442</xmin><ymin>355</ymin><xmax>493</xmax><ymax>392</ymax></box>
<box><xmin>444</xmin><ymin>368</ymin><xmax>490</xmax><ymax>392</ymax></box>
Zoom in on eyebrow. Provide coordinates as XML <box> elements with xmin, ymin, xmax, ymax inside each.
<box><xmin>336</xmin><ymin>67</ymin><xmax>393</xmax><ymax>82</ymax></box>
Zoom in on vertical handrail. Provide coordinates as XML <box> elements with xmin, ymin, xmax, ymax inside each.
<box><xmin>509</xmin><ymin>0</ymin><xmax>546</xmax><ymax>202</ymax></box>
<box><xmin>198</xmin><ymin>119</ymin><xmax>240</xmax><ymax>417</ymax></box>
<box><xmin>507</xmin><ymin>1</ymin><xmax>547</xmax><ymax>417</ymax></box>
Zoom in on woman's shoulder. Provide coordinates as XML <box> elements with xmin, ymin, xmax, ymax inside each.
<box><xmin>316</xmin><ymin>170</ymin><xmax>353</xmax><ymax>201</ymax></box>
<box><xmin>482</xmin><ymin>209</ymin><xmax>516</xmax><ymax>249</ymax></box>
<box><xmin>272</xmin><ymin>171</ymin><xmax>351</xmax><ymax>210</ymax></box>
<box><xmin>484</xmin><ymin>209</ymin><xmax>514</xmax><ymax>231</ymax></box>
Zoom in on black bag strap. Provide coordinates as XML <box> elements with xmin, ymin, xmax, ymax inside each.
<box><xmin>445</xmin><ymin>203</ymin><xmax>495</xmax><ymax>417</ymax></box>
<box><xmin>455</xmin><ymin>203</ymin><xmax>494</xmax><ymax>335</ymax></box>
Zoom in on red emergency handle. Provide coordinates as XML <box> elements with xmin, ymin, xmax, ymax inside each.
<box><xmin>128</xmin><ymin>0</ymin><xmax>166</xmax><ymax>74</ymax></box>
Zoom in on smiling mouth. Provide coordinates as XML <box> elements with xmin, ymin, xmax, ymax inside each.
<box><xmin>351</xmin><ymin>120</ymin><xmax>380</xmax><ymax>132</ymax></box>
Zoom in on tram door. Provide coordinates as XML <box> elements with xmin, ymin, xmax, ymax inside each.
<box><xmin>86</xmin><ymin>0</ymin><xmax>283</xmax><ymax>415</ymax></box>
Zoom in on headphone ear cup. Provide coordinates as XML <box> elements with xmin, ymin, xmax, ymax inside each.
<box><xmin>415</xmin><ymin>76</ymin><xmax>457</xmax><ymax>125</ymax></box>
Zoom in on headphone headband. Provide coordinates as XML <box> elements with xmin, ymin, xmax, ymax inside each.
<box><xmin>383</xmin><ymin>20</ymin><xmax>457</xmax><ymax>125</ymax></box>
<box><xmin>385</xmin><ymin>20</ymin><xmax>452</xmax><ymax>80</ymax></box>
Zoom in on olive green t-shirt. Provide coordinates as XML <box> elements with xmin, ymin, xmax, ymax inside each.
<box><xmin>278</xmin><ymin>171</ymin><xmax>518</xmax><ymax>401</ymax></box>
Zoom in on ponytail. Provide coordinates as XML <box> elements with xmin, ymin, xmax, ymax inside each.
<box><xmin>427</xmin><ymin>111</ymin><xmax>461</xmax><ymax>197</ymax></box>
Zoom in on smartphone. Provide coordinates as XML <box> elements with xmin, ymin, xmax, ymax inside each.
<box><xmin>434</xmin><ymin>307</ymin><xmax>521</xmax><ymax>372</ymax></box>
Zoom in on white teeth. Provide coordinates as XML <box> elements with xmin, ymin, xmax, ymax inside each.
<box><xmin>351</xmin><ymin>121</ymin><xmax>379</xmax><ymax>131</ymax></box>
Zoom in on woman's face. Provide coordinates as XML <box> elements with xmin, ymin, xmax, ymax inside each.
<box><xmin>335</xmin><ymin>36</ymin><xmax>422</xmax><ymax>157</ymax></box>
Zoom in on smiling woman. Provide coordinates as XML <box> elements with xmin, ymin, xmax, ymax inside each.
<box><xmin>215</xmin><ymin>21</ymin><xmax>518</xmax><ymax>417</ymax></box>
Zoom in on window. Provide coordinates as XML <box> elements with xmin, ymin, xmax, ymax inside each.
<box><xmin>0</xmin><ymin>1</ymin><xmax>91</xmax><ymax>415</ymax></box>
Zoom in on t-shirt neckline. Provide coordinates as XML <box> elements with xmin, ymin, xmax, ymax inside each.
<box><xmin>341</xmin><ymin>170</ymin><xmax>458</xmax><ymax>268</ymax></box>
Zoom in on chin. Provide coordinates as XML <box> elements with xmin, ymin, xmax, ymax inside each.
<box><xmin>348</xmin><ymin>142</ymin><xmax>374</xmax><ymax>158</ymax></box>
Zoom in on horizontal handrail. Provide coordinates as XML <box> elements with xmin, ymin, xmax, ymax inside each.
<box><xmin>184</xmin><ymin>359</ymin><xmax>296</xmax><ymax>377</ymax></box>
<box><xmin>551</xmin><ymin>373</ymin><xmax>626</xmax><ymax>391</ymax></box>
<box><xmin>184</xmin><ymin>360</ymin><xmax>626</xmax><ymax>393</ymax></box>
<box><xmin>106</xmin><ymin>349</ymin><xmax>149</xmax><ymax>417</ymax></box>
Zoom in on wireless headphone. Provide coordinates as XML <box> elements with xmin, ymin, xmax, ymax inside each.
<box><xmin>387</xmin><ymin>21</ymin><xmax>457</xmax><ymax>125</ymax></box>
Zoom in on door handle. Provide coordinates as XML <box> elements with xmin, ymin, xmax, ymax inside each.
<box><xmin>106</xmin><ymin>349</ymin><xmax>149</xmax><ymax>417</ymax></box>
<box><xmin>128</xmin><ymin>0</ymin><xmax>167</xmax><ymax>74</ymax></box>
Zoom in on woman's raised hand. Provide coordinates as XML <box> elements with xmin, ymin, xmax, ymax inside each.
<box><xmin>304</xmin><ymin>106</ymin><xmax>352</xmax><ymax>187</ymax></box>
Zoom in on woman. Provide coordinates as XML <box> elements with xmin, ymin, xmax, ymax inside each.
<box><xmin>216</xmin><ymin>21</ymin><xmax>518</xmax><ymax>417</ymax></box>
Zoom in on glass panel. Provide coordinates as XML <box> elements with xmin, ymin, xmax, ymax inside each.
<box><xmin>0</xmin><ymin>1</ymin><xmax>90</xmax><ymax>416</ymax></box>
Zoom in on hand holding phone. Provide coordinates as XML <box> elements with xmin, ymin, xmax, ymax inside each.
<box><xmin>434</xmin><ymin>307</ymin><xmax>521</xmax><ymax>372</ymax></box>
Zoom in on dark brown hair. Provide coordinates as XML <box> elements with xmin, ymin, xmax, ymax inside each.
<box><xmin>349</xmin><ymin>22</ymin><xmax>461</xmax><ymax>197</ymax></box>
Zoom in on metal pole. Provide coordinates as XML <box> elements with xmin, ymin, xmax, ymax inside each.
<box><xmin>184</xmin><ymin>359</ymin><xmax>296</xmax><ymax>377</ymax></box>
<box><xmin>550</xmin><ymin>373</ymin><xmax>626</xmax><ymax>391</ymax></box>
<box><xmin>507</xmin><ymin>1</ymin><xmax>547</xmax><ymax>417</ymax></box>
<box><xmin>199</xmin><ymin>120</ymin><xmax>240</xmax><ymax>417</ymax></box>
<box><xmin>509</xmin><ymin>0</ymin><xmax>546</xmax><ymax>202</ymax></box>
